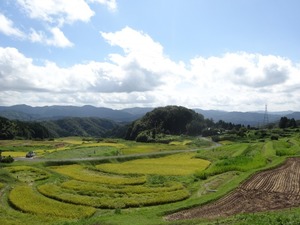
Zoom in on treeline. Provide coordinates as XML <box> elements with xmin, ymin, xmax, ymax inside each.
<box><xmin>279</xmin><ymin>117</ymin><xmax>298</xmax><ymax>129</ymax></box>
<box><xmin>0</xmin><ymin>116</ymin><xmax>49</xmax><ymax>140</ymax></box>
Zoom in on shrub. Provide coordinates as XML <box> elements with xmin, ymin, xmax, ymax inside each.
<box><xmin>270</xmin><ymin>135</ymin><xmax>279</xmax><ymax>140</ymax></box>
<box><xmin>0</xmin><ymin>155</ymin><xmax>14</xmax><ymax>163</ymax></box>
<box><xmin>211</xmin><ymin>135</ymin><xmax>220</xmax><ymax>142</ymax></box>
<box><xmin>136</xmin><ymin>132</ymin><xmax>149</xmax><ymax>142</ymax></box>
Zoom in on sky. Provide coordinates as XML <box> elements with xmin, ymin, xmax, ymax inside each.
<box><xmin>0</xmin><ymin>0</ymin><xmax>300</xmax><ymax>112</ymax></box>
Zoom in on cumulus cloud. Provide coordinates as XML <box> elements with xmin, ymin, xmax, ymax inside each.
<box><xmin>29</xmin><ymin>27</ymin><xmax>73</xmax><ymax>48</ymax></box>
<box><xmin>88</xmin><ymin>0</ymin><xmax>117</xmax><ymax>12</ymax></box>
<box><xmin>1</xmin><ymin>26</ymin><xmax>300</xmax><ymax>111</ymax></box>
<box><xmin>16</xmin><ymin>0</ymin><xmax>117</xmax><ymax>25</ymax></box>
<box><xmin>0</xmin><ymin>45</ymin><xmax>162</xmax><ymax>94</ymax></box>
<box><xmin>8</xmin><ymin>0</ymin><xmax>117</xmax><ymax>48</ymax></box>
<box><xmin>190</xmin><ymin>53</ymin><xmax>292</xmax><ymax>88</ymax></box>
<box><xmin>186</xmin><ymin>52</ymin><xmax>299</xmax><ymax>111</ymax></box>
<box><xmin>101</xmin><ymin>27</ymin><xmax>186</xmax><ymax>84</ymax></box>
<box><xmin>0</xmin><ymin>13</ymin><xmax>24</xmax><ymax>38</ymax></box>
<box><xmin>16</xmin><ymin>0</ymin><xmax>95</xmax><ymax>25</ymax></box>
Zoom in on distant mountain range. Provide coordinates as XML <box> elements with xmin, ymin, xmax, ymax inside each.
<box><xmin>0</xmin><ymin>104</ymin><xmax>299</xmax><ymax>126</ymax></box>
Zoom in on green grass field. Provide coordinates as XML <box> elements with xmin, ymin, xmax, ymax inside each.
<box><xmin>1</xmin><ymin>131</ymin><xmax>300</xmax><ymax>225</ymax></box>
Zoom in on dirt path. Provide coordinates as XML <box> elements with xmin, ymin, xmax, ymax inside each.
<box><xmin>15</xmin><ymin>137</ymin><xmax>220</xmax><ymax>163</ymax></box>
<box><xmin>166</xmin><ymin>157</ymin><xmax>300</xmax><ymax>221</ymax></box>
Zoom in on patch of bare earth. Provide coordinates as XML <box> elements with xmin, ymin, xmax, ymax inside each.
<box><xmin>166</xmin><ymin>158</ymin><xmax>300</xmax><ymax>221</ymax></box>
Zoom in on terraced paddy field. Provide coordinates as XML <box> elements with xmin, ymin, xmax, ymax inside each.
<box><xmin>0</xmin><ymin>150</ymin><xmax>210</xmax><ymax>224</ymax></box>
<box><xmin>1</xmin><ymin>133</ymin><xmax>300</xmax><ymax>225</ymax></box>
<box><xmin>166</xmin><ymin>157</ymin><xmax>300</xmax><ymax>221</ymax></box>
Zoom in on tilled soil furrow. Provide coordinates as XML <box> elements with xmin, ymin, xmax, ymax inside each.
<box><xmin>166</xmin><ymin>158</ymin><xmax>300</xmax><ymax>221</ymax></box>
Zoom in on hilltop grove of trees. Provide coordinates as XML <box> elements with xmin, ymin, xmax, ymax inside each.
<box><xmin>124</xmin><ymin>106</ymin><xmax>246</xmax><ymax>142</ymax></box>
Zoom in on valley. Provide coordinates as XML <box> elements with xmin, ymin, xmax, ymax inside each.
<box><xmin>1</xmin><ymin>106</ymin><xmax>300</xmax><ymax>225</ymax></box>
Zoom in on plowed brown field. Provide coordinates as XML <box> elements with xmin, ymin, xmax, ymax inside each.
<box><xmin>166</xmin><ymin>158</ymin><xmax>300</xmax><ymax>220</ymax></box>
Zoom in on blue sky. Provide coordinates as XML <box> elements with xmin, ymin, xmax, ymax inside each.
<box><xmin>0</xmin><ymin>0</ymin><xmax>300</xmax><ymax>111</ymax></box>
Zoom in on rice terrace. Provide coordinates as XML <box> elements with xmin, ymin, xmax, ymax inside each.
<box><xmin>1</xmin><ymin>106</ymin><xmax>300</xmax><ymax>225</ymax></box>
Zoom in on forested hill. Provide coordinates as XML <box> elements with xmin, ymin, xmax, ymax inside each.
<box><xmin>1</xmin><ymin>104</ymin><xmax>300</xmax><ymax>126</ymax></box>
<box><xmin>0</xmin><ymin>116</ymin><xmax>49</xmax><ymax>140</ymax></box>
<box><xmin>0</xmin><ymin>105</ymin><xmax>135</xmax><ymax>121</ymax></box>
<box><xmin>42</xmin><ymin>117</ymin><xmax>119</xmax><ymax>137</ymax></box>
<box><xmin>0</xmin><ymin>116</ymin><xmax>119</xmax><ymax>140</ymax></box>
<box><xmin>125</xmin><ymin>106</ymin><xmax>210</xmax><ymax>141</ymax></box>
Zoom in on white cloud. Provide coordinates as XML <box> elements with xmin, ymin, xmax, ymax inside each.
<box><xmin>101</xmin><ymin>27</ymin><xmax>187</xmax><ymax>84</ymax></box>
<box><xmin>29</xmin><ymin>27</ymin><xmax>73</xmax><ymax>48</ymax></box>
<box><xmin>190</xmin><ymin>53</ymin><xmax>292</xmax><ymax>88</ymax></box>
<box><xmin>13</xmin><ymin>0</ymin><xmax>118</xmax><ymax>48</ymax></box>
<box><xmin>17</xmin><ymin>0</ymin><xmax>95</xmax><ymax>25</ymax></box>
<box><xmin>17</xmin><ymin>0</ymin><xmax>117</xmax><ymax>25</ymax></box>
<box><xmin>0</xmin><ymin>13</ymin><xmax>24</xmax><ymax>38</ymax></box>
<box><xmin>88</xmin><ymin>0</ymin><xmax>117</xmax><ymax>11</ymax></box>
<box><xmin>47</xmin><ymin>27</ymin><xmax>74</xmax><ymax>48</ymax></box>
<box><xmin>1</xmin><ymin>27</ymin><xmax>300</xmax><ymax>111</ymax></box>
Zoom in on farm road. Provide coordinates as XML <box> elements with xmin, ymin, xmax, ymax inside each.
<box><xmin>15</xmin><ymin>137</ymin><xmax>220</xmax><ymax>163</ymax></box>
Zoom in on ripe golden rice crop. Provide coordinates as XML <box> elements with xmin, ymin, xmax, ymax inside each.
<box><xmin>2</xmin><ymin>151</ymin><xmax>26</xmax><ymax>157</ymax></box>
<box><xmin>49</xmin><ymin>164</ymin><xmax>146</xmax><ymax>185</ymax></box>
<box><xmin>38</xmin><ymin>183</ymin><xmax>190</xmax><ymax>208</ymax></box>
<box><xmin>9</xmin><ymin>185</ymin><xmax>95</xmax><ymax>218</ymax></box>
<box><xmin>6</xmin><ymin>166</ymin><xmax>49</xmax><ymax>182</ymax></box>
<box><xmin>96</xmin><ymin>153</ymin><xmax>210</xmax><ymax>176</ymax></box>
<box><xmin>62</xmin><ymin>179</ymin><xmax>185</xmax><ymax>194</ymax></box>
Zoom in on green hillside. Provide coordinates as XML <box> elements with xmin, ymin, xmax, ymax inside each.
<box><xmin>42</xmin><ymin>117</ymin><xmax>118</xmax><ymax>137</ymax></box>
<box><xmin>0</xmin><ymin>116</ymin><xmax>119</xmax><ymax>139</ymax></box>
<box><xmin>0</xmin><ymin>116</ymin><xmax>49</xmax><ymax>140</ymax></box>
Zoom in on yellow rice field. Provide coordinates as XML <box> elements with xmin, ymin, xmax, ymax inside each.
<box><xmin>50</xmin><ymin>164</ymin><xmax>146</xmax><ymax>185</ymax></box>
<box><xmin>96</xmin><ymin>153</ymin><xmax>211</xmax><ymax>176</ymax></box>
<box><xmin>61</xmin><ymin>179</ymin><xmax>185</xmax><ymax>194</ymax></box>
<box><xmin>9</xmin><ymin>185</ymin><xmax>96</xmax><ymax>218</ymax></box>
<box><xmin>37</xmin><ymin>183</ymin><xmax>190</xmax><ymax>208</ymax></box>
<box><xmin>5</xmin><ymin>166</ymin><xmax>50</xmax><ymax>182</ymax></box>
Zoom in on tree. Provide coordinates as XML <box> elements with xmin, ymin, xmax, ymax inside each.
<box><xmin>279</xmin><ymin>117</ymin><xmax>288</xmax><ymax>129</ymax></box>
<box><xmin>288</xmin><ymin>118</ymin><xmax>297</xmax><ymax>128</ymax></box>
<box><xmin>186</xmin><ymin>120</ymin><xmax>203</xmax><ymax>136</ymax></box>
<box><xmin>125</xmin><ymin>106</ymin><xmax>205</xmax><ymax>140</ymax></box>
<box><xmin>279</xmin><ymin>117</ymin><xmax>297</xmax><ymax>129</ymax></box>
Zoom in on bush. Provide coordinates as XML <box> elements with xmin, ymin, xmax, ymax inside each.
<box><xmin>0</xmin><ymin>155</ymin><xmax>14</xmax><ymax>163</ymax></box>
<box><xmin>270</xmin><ymin>135</ymin><xmax>279</xmax><ymax>140</ymax></box>
<box><xmin>136</xmin><ymin>133</ymin><xmax>149</xmax><ymax>142</ymax></box>
<box><xmin>211</xmin><ymin>135</ymin><xmax>220</xmax><ymax>142</ymax></box>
